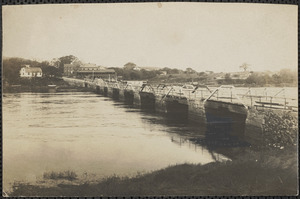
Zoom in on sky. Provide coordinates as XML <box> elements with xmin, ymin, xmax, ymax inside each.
<box><xmin>2</xmin><ymin>3</ymin><xmax>298</xmax><ymax>72</ymax></box>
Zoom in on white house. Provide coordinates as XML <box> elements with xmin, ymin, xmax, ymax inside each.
<box><xmin>20</xmin><ymin>65</ymin><xmax>43</xmax><ymax>78</ymax></box>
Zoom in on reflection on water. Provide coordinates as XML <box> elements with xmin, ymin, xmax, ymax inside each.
<box><xmin>3</xmin><ymin>92</ymin><xmax>229</xmax><ymax>189</ymax></box>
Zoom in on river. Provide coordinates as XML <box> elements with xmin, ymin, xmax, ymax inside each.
<box><xmin>3</xmin><ymin>92</ymin><xmax>228</xmax><ymax>190</ymax></box>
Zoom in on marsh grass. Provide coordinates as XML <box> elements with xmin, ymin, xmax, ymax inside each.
<box><xmin>9</xmin><ymin>147</ymin><xmax>298</xmax><ymax>196</ymax></box>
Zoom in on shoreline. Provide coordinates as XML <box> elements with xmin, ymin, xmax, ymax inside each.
<box><xmin>8</xmin><ymin>146</ymin><xmax>298</xmax><ymax>196</ymax></box>
<box><xmin>2</xmin><ymin>85</ymin><xmax>94</xmax><ymax>93</ymax></box>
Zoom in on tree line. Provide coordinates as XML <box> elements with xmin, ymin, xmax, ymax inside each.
<box><xmin>2</xmin><ymin>55</ymin><xmax>80</xmax><ymax>84</ymax></box>
<box><xmin>2</xmin><ymin>56</ymin><xmax>297</xmax><ymax>86</ymax></box>
<box><xmin>220</xmin><ymin>69</ymin><xmax>297</xmax><ymax>86</ymax></box>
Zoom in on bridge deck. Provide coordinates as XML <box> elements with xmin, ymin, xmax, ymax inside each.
<box><xmin>63</xmin><ymin>77</ymin><xmax>297</xmax><ymax>111</ymax></box>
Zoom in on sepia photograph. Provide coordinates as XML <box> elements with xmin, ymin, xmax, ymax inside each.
<box><xmin>2</xmin><ymin>2</ymin><xmax>298</xmax><ymax>197</ymax></box>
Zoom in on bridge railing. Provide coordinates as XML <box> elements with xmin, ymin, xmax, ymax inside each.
<box><xmin>204</xmin><ymin>85</ymin><xmax>248</xmax><ymax>108</ymax></box>
<box><xmin>238</xmin><ymin>94</ymin><xmax>297</xmax><ymax>111</ymax></box>
<box><xmin>66</xmin><ymin>78</ymin><xmax>297</xmax><ymax>111</ymax></box>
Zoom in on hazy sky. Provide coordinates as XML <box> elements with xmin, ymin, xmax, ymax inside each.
<box><xmin>2</xmin><ymin>3</ymin><xmax>298</xmax><ymax>72</ymax></box>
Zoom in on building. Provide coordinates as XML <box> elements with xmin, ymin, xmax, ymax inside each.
<box><xmin>76</xmin><ymin>66</ymin><xmax>116</xmax><ymax>80</ymax></box>
<box><xmin>160</xmin><ymin>71</ymin><xmax>167</xmax><ymax>76</ymax></box>
<box><xmin>214</xmin><ymin>72</ymin><xmax>226</xmax><ymax>80</ymax></box>
<box><xmin>63</xmin><ymin>64</ymin><xmax>79</xmax><ymax>76</ymax></box>
<box><xmin>63</xmin><ymin>62</ymin><xmax>116</xmax><ymax>80</ymax></box>
<box><xmin>230</xmin><ymin>71</ymin><xmax>252</xmax><ymax>80</ymax></box>
<box><xmin>20</xmin><ymin>65</ymin><xmax>42</xmax><ymax>78</ymax></box>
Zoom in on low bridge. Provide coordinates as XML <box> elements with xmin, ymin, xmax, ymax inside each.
<box><xmin>62</xmin><ymin>77</ymin><xmax>298</xmax><ymax>143</ymax></box>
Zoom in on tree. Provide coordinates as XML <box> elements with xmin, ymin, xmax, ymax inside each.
<box><xmin>52</xmin><ymin>55</ymin><xmax>81</xmax><ymax>75</ymax></box>
<box><xmin>129</xmin><ymin>71</ymin><xmax>141</xmax><ymax>80</ymax></box>
<box><xmin>245</xmin><ymin>73</ymin><xmax>266</xmax><ymax>86</ymax></box>
<box><xmin>124</xmin><ymin>62</ymin><xmax>136</xmax><ymax>70</ymax></box>
<box><xmin>224</xmin><ymin>73</ymin><xmax>233</xmax><ymax>84</ymax></box>
<box><xmin>239</xmin><ymin>63</ymin><xmax>250</xmax><ymax>72</ymax></box>
<box><xmin>40</xmin><ymin>61</ymin><xmax>60</xmax><ymax>77</ymax></box>
<box><xmin>278</xmin><ymin>69</ymin><xmax>296</xmax><ymax>83</ymax></box>
<box><xmin>185</xmin><ymin>67</ymin><xmax>196</xmax><ymax>74</ymax></box>
<box><xmin>3</xmin><ymin>57</ymin><xmax>40</xmax><ymax>84</ymax></box>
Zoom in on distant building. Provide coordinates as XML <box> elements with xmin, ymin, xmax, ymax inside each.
<box><xmin>79</xmin><ymin>63</ymin><xmax>106</xmax><ymax>71</ymax></box>
<box><xmin>124</xmin><ymin>62</ymin><xmax>137</xmax><ymax>70</ymax></box>
<box><xmin>214</xmin><ymin>73</ymin><xmax>226</xmax><ymax>80</ymax></box>
<box><xmin>20</xmin><ymin>65</ymin><xmax>42</xmax><ymax>78</ymax></box>
<box><xmin>63</xmin><ymin>64</ymin><xmax>78</xmax><ymax>76</ymax></box>
<box><xmin>160</xmin><ymin>71</ymin><xmax>167</xmax><ymax>76</ymax></box>
<box><xmin>76</xmin><ymin>66</ymin><xmax>116</xmax><ymax>80</ymax></box>
<box><xmin>133</xmin><ymin>66</ymin><xmax>141</xmax><ymax>71</ymax></box>
<box><xmin>63</xmin><ymin>62</ymin><xmax>116</xmax><ymax>80</ymax></box>
<box><xmin>205</xmin><ymin>70</ymin><xmax>214</xmax><ymax>75</ymax></box>
<box><xmin>230</xmin><ymin>71</ymin><xmax>251</xmax><ymax>80</ymax></box>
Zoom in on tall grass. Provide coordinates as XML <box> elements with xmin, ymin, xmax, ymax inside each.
<box><xmin>9</xmin><ymin>147</ymin><xmax>298</xmax><ymax>196</ymax></box>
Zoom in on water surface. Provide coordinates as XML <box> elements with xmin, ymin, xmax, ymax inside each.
<box><xmin>3</xmin><ymin>92</ymin><xmax>227</xmax><ymax>189</ymax></box>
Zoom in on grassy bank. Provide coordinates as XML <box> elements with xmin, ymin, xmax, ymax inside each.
<box><xmin>9</xmin><ymin>147</ymin><xmax>297</xmax><ymax>196</ymax></box>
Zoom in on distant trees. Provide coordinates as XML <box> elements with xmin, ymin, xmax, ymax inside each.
<box><xmin>278</xmin><ymin>69</ymin><xmax>297</xmax><ymax>83</ymax></box>
<box><xmin>3</xmin><ymin>57</ymin><xmax>48</xmax><ymax>84</ymax></box>
<box><xmin>51</xmin><ymin>55</ymin><xmax>81</xmax><ymax>74</ymax></box>
<box><xmin>109</xmin><ymin>66</ymin><xmax>158</xmax><ymax>80</ymax></box>
<box><xmin>185</xmin><ymin>67</ymin><xmax>196</xmax><ymax>74</ymax></box>
<box><xmin>2</xmin><ymin>56</ymin><xmax>76</xmax><ymax>84</ymax></box>
<box><xmin>239</xmin><ymin>63</ymin><xmax>250</xmax><ymax>72</ymax></box>
<box><xmin>224</xmin><ymin>73</ymin><xmax>233</xmax><ymax>84</ymax></box>
<box><xmin>245</xmin><ymin>69</ymin><xmax>297</xmax><ymax>86</ymax></box>
<box><xmin>245</xmin><ymin>73</ymin><xmax>266</xmax><ymax>85</ymax></box>
<box><xmin>40</xmin><ymin>61</ymin><xmax>60</xmax><ymax>77</ymax></box>
<box><xmin>123</xmin><ymin>62</ymin><xmax>136</xmax><ymax>70</ymax></box>
<box><xmin>161</xmin><ymin>67</ymin><xmax>182</xmax><ymax>75</ymax></box>
<box><xmin>3</xmin><ymin>56</ymin><xmax>297</xmax><ymax>87</ymax></box>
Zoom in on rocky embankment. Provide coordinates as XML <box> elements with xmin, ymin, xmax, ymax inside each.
<box><xmin>246</xmin><ymin>108</ymin><xmax>298</xmax><ymax>149</ymax></box>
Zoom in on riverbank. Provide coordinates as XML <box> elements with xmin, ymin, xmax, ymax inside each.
<box><xmin>3</xmin><ymin>77</ymin><xmax>92</xmax><ymax>93</ymax></box>
<box><xmin>9</xmin><ymin>146</ymin><xmax>297</xmax><ymax>196</ymax></box>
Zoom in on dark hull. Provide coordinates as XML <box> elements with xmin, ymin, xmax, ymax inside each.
<box><xmin>204</xmin><ymin>100</ymin><xmax>248</xmax><ymax>139</ymax></box>
<box><xmin>140</xmin><ymin>92</ymin><xmax>155</xmax><ymax>110</ymax></box>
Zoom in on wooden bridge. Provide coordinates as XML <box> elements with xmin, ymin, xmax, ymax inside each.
<box><xmin>62</xmin><ymin>77</ymin><xmax>298</xmax><ymax>145</ymax></box>
<box><xmin>63</xmin><ymin>77</ymin><xmax>297</xmax><ymax>111</ymax></box>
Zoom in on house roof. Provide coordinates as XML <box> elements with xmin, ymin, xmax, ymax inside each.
<box><xmin>22</xmin><ymin>67</ymin><xmax>42</xmax><ymax>73</ymax></box>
